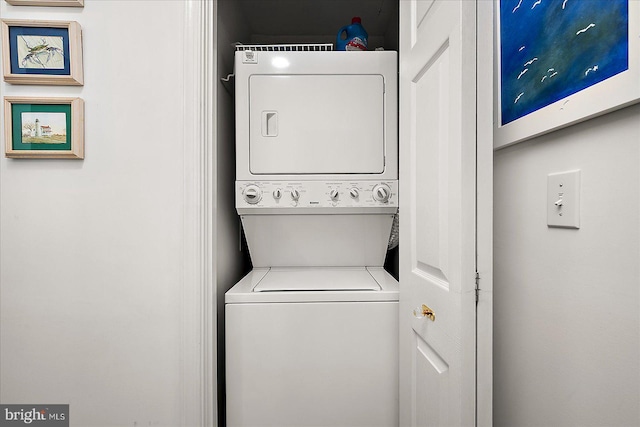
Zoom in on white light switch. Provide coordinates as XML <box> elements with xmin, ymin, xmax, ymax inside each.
<box><xmin>547</xmin><ymin>170</ymin><xmax>580</xmax><ymax>229</ymax></box>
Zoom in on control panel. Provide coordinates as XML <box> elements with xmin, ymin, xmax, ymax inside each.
<box><xmin>236</xmin><ymin>181</ymin><xmax>398</xmax><ymax>212</ymax></box>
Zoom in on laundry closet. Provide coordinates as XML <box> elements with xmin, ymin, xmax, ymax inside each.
<box><xmin>215</xmin><ymin>1</ymin><xmax>400</xmax><ymax>426</ymax></box>
<box><xmin>214</xmin><ymin>1</ymin><xmax>492</xmax><ymax>426</ymax></box>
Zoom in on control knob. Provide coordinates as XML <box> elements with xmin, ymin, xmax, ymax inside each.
<box><xmin>273</xmin><ymin>188</ymin><xmax>282</xmax><ymax>200</ymax></box>
<box><xmin>243</xmin><ymin>184</ymin><xmax>262</xmax><ymax>204</ymax></box>
<box><xmin>372</xmin><ymin>184</ymin><xmax>391</xmax><ymax>203</ymax></box>
<box><xmin>349</xmin><ymin>188</ymin><xmax>360</xmax><ymax>199</ymax></box>
<box><xmin>329</xmin><ymin>189</ymin><xmax>339</xmax><ymax>201</ymax></box>
<box><xmin>290</xmin><ymin>189</ymin><xmax>300</xmax><ymax>201</ymax></box>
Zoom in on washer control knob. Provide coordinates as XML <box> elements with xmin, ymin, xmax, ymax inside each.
<box><xmin>243</xmin><ymin>184</ymin><xmax>262</xmax><ymax>204</ymax></box>
<box><xmin>330</xmin><ymin>189</ymin><xmax>339</xmax><ymax>201</ymax></box>
<box><xmin>372</xmin><ymin>184</ymin><xmax>391</xmax><ymax>203</ymax></box>
<box><xmin>273</xmin><ymin>188</ymin><xmax>282</xmax><ymax>200</ymax></box>
<box><xmin>290</xmin><ymin>189</ymin><xmax>300</xmax><ymax>201</ymax></box>
<box><xmin>349</xmin><ymin>188</ymin><xmax>360</xmax><ymax>199</ymax></box>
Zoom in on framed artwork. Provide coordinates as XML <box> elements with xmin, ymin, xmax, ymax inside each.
<box><xmin>1</xmin><ymin>19</ymin><xmax>83</xmax><ymax>85</ymax></box>
<box><xmin>4</xmin><ymin>97</ymin><xmax>84</xmax><ymax>159</ymax></box>
<box><xmin>4</xmin><ymin>0</ymin><xmax>84</xmax><ymax>6</ymax></box>
<box><xmin>495</xmin><ymin>0</ymin><xmax>640</xmax><ymax>148</ymax></box>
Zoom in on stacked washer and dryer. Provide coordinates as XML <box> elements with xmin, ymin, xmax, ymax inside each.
<box><xmin>225</xmin><ymin>46</ymin><xmax>399</xmax><ymax>427</ymax></box>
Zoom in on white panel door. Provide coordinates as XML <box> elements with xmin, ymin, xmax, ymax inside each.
<box><xmin>399</xmin><ymin>0</ymin><xmax>488</xmax><ymax>426</ymax></box>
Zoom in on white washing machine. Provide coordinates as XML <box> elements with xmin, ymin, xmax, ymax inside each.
<box><xmin>226</xmin><ymin>47</ymin><xmax>399</xmax><ymax>427</ymax></box>
<box><xmin>226</xmin><ymin>267</ymin><xmax>398</xmax><ymax>427</ymax></box>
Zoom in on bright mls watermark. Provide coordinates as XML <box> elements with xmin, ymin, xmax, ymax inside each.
<box><xmin>0</xmin><ymin>405</ymin><xmax>68</xmax><ymax>426</ymax></box>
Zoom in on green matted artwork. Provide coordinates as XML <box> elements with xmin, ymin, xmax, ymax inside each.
<box><xmin>4</xmin><ymin>96</ymin><xmax>84</xmax><ymax>158</ymax></box>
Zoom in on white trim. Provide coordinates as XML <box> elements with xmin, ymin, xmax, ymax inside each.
<box><xmin>181</xmin><ymin>1</ymin><xmax>216</xmax><ymax>426</ymax></box>
<box><xmin>476</xmin><ymin>0</ymin><xmax>493</xmax><ymax>425</ymax></box>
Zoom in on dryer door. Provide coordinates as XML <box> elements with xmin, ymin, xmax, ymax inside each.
<box><xmin>249</xmin><ymin>74</ymin><xmax>385</xmax><ymax>174</ymax></box>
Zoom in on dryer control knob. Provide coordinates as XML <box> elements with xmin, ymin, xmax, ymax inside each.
<box><xmin>330</xmin><ymin>189</ymin><xmax>339</xmax><ymax>201</ymax></box>
<box><xmin>290</xmin><ymin>189</ymin><xmax>300</xmax><ymax>201</ymax></box>
<box><xmin>243</xmin><ymin>184</ymin><xmax>262</xmax><ymax>204</ymax></box>
<box><xmin>349</xmin><ymin>188</ymin><xmax>360</xmax><ymax>199</ymax></box>
<box><xmin>273</xmin><ymin>189</ymin><xmax>282</xmax><ymax>200</ymax></box>
<box><xmin>372</xmin><ymin>184</ymin><xmax>391</xmax><ymax>203</ymax></box>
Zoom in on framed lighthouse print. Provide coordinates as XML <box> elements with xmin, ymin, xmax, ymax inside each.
<box><xmin>4</xmin><ymin>97</ymin><xmax>84</xmax><ymax>159</ymax></box>
<box><xmin>495</xmin><ymin>0</ymin><xmax>640</xmax><ymax>148</ymax></box>
<box><xmin>1</xmin><ymin>19</ymin><xmax>83</xmax><ymax>85</ymax></box>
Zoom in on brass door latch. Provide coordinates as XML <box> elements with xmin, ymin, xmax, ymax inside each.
<box><xmin>413</xmin><ymin>304</ymin><xmax>435</xmax><ymax>322</ymax></box>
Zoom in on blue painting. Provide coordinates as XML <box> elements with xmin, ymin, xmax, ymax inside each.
<box><xmin>500</xmin><ymin>0</ymin><xmax>629</xmax><ymax>125</ymax></box>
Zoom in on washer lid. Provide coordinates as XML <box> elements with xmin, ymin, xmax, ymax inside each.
<box><xmin>253</xmin><ymin>267</ymin><xmax>381</xmax><ymax>292</ymax></box>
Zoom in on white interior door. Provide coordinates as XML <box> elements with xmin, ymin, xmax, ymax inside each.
<box><xmin>399</xmin><ymin>0</ymin><xmax>490</xmax><ymax>425</ymax></box>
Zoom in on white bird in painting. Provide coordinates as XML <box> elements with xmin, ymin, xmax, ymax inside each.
<box><xmin>512</xmin><ymin>0</ymin><xmax>523</xmax><ymax>13</ymax></box>
<box><xmin>514</xmin><ymin>92</ymin><xmax>525</xmax><ymax>104</ymax></box>
<box><xmin>576</xmin><ymin>23</ymin><xmax>595</xmax><ymax>35</ymax></box>
<box><xmin>517</xmin><ymin>68</ymin><xmax>529</xmax><ymax>80</ymax></box>
<box><xmin>585</xmin><ymin>65</ymin><xmax>599</xmax><ymax>76</ymax></box>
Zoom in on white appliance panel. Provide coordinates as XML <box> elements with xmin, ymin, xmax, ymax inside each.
<box><xmin>249</xmin><ymin>74</ymin><xmax>385</xmax><ymax>174</ymax></box>
<box><xmin>235</xmin><ymin>180</ymin><xmax>398</xmax><ymax>213</ymax></box>
<box><xmin>240</xmin><ymin>214</ymin><xmax>394</xmax><ymax>267</ymax></box>
<box><xmin>226</xmin><ymin>295</ymin><xmax>398</xmax><ymax>427</ymax></box>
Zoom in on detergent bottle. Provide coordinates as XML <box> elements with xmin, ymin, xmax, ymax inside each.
<box><xmin>336</xmin><ymin>17</ymin><xmax>368</xmax><ymax>51</ymax></box>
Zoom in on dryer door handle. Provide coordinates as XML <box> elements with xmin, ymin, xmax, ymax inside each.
<box><xmin>262</xmin><ymin>111</ymin><xmax>278</xmax><ymax>137</ymax></box>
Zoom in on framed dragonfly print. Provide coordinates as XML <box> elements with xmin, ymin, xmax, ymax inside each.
<box><xmin>4</xmin><ymin>97</ymin><xmax>84</xmax><ymax>159</ymax></box>
<box><xmin>495</xmin><ymin>0</ymin><xmax>639</xmax><ymax>148</ymax></box>
<box><xmin>1</xmin><ymin>19</ymin><xmax>83</xmax><ymax>85</ymax></box>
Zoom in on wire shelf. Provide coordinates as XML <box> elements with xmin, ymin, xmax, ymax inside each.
<box><xmin>235</xmin><ymin>43</ymin><xmax>333</xmax><ymax>52</ymax></box>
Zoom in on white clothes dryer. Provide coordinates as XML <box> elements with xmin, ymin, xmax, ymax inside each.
<box><xmin>225</xmin><ymin>267</ymin><xmax>399</xmax><ymax>427</ymax></box>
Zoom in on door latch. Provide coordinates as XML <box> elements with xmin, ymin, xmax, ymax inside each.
<box><xmin>413</xmin><ymin>304</ymin><xmax>435</xmax><ymax>322</ymax></box>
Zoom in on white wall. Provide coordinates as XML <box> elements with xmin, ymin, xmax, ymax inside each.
<box><xmin>1</xmin><ymin>2</ymin><xmax>187</xmax><ymax>426</ymax></box>
<box><xmin>494</xmin><ymin>103</ymin><xmax>640</xmax><ymax>426</ymax></box>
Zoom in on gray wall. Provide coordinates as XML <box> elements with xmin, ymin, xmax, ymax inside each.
<box><xmin>494</xmin><ymin>103</ymin><xmax>640</xmax><ymax>426</ymax></box>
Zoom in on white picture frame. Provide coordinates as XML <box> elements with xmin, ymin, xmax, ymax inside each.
<box><xmin>494</xmin><ymin>0</ymin><xmax>640</xmax><ymax>149</ymax></box>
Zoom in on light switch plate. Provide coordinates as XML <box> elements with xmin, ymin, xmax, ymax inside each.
<box><xmin>547</xmin><ymin>170</ymin><xmax>580</xmax><ymax>229</ymax></box>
